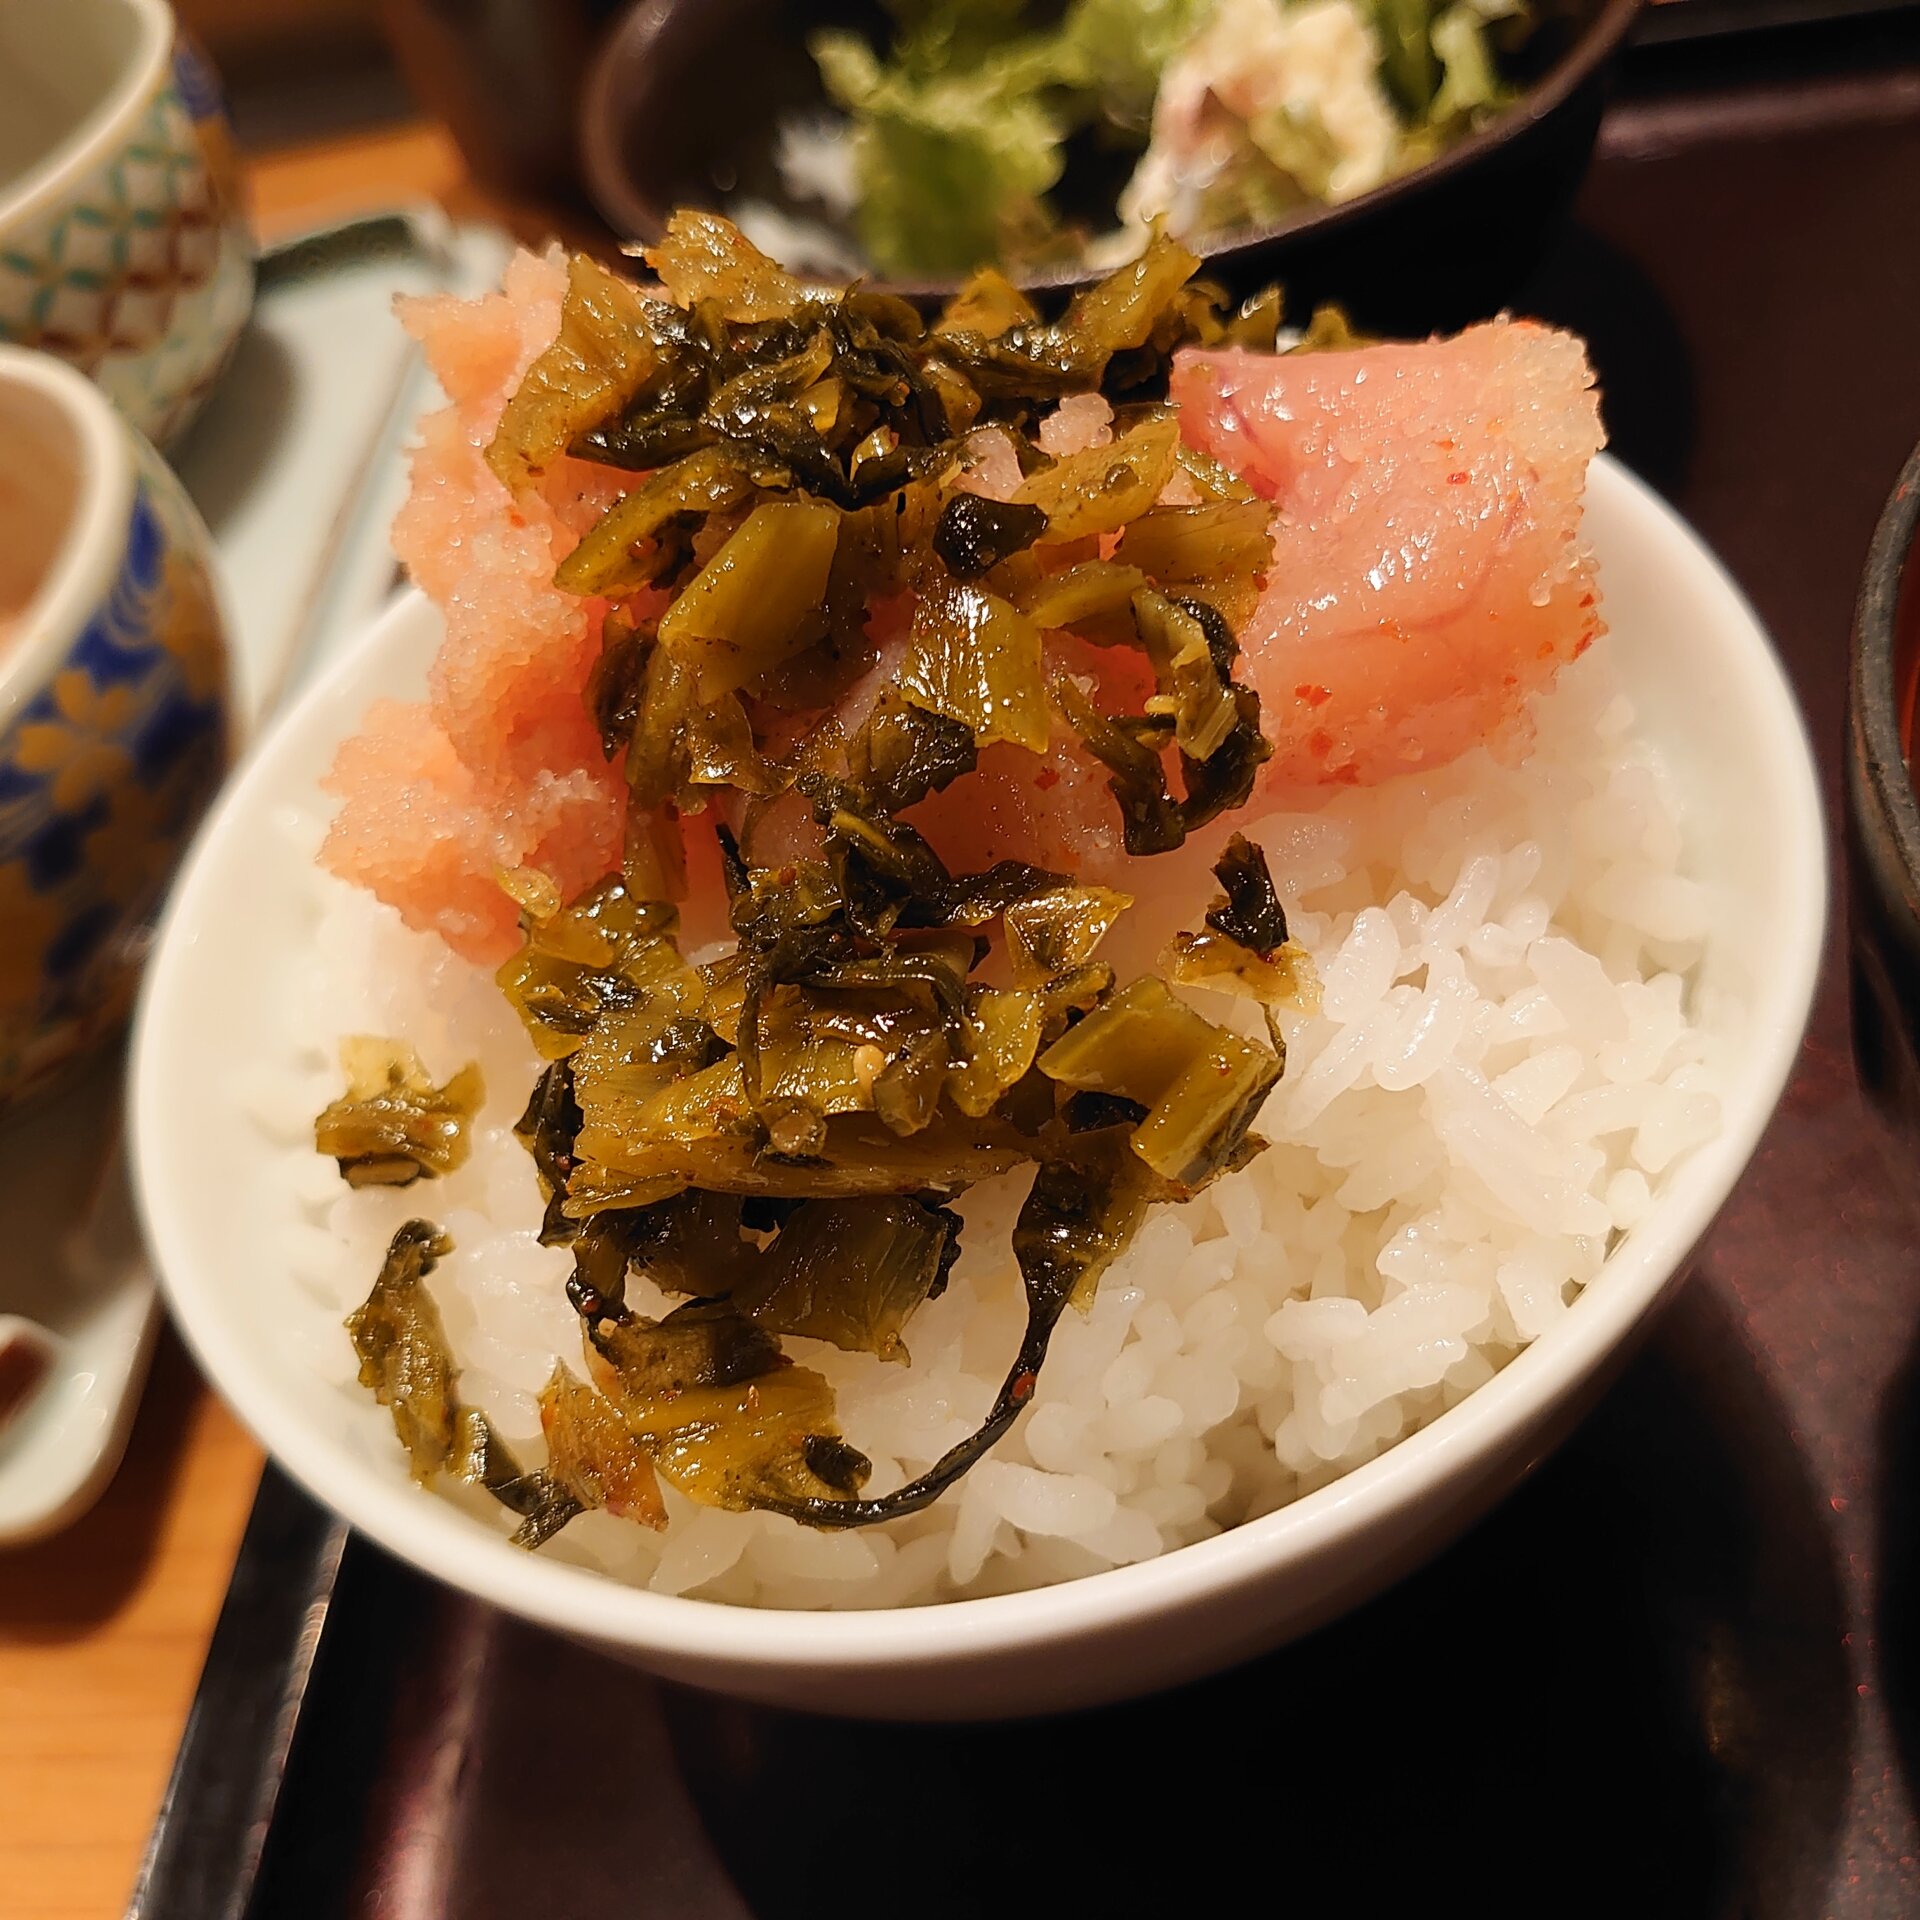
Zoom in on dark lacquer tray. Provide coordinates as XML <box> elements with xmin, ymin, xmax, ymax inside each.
<box><xmin>128</xmin><ymin>18</ymin><xmax>1920</xmax><ymax>1919</ymax></box>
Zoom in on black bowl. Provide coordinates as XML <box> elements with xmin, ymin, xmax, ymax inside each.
<box><xmin>1848</xmin><ymin>443</ymin><xmax>1920</xmax><ymax>1133</ymax></box>
<box><xmin>580</xmin><ymin>0</ymin><xmax>1640</xmax><ymax>332</ymax></box>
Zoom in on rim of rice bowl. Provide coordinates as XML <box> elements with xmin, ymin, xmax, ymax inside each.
<box><xmin>131</xmin><ymin>455</ymin><xmax>1825</xmax><ymax>1694</ymax></box>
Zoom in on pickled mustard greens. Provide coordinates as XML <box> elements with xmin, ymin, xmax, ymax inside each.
<box><xmin>585</xmin><ymin>1301</ymin><xmax>870</xmax><ymax>1509</ymax></box>
<box><xmin>1163</xmin><ymin>831</ymin><xmax>1317</xmax><ymax>1055</ymax></box>
<box><xmin>345</xmin><ymin>1219</ymin><xmax>463</xmax><ymax>1474</ymax></box>
<box><xmin>347</xmin><ymin>1220</ymin><xmax>665</xmax><ymax>1548</ymax></box>
<box><xmin>315</xmin><ymin>1038</ymin><xmax>484</xmax><ymax>1188</ymax></box>
<box><xmin>329</xmin><ymin>214</ymin><xmax>1319</xmax><ymax>1549</ymax></box>
<box><xmin>534</xmin><ymin>1360</ymin><xmax>667</xmax><ymax>1532</ymax></box>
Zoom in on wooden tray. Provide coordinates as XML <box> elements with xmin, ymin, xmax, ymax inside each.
<box><xmin>129</xmin><ymin>19</ymin><xmax>1920</xmax><ymax>1916</ymax></box>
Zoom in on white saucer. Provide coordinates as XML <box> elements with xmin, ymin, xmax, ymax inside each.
<box><xmin>0</xmin><ymin>207</ymin><xmax>513</xmax><ymax>1545</ymax></box>
<box><xmin>0</xmin><ymin>1050</ymin><xmax>155</xmax><ymax>1542</ymax></box>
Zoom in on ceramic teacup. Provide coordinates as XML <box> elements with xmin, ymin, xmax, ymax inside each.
<box><xmin>0</xmin><ymin>343</ymin><xmax>231</xmax><ymax>1105</ymax></box>
<box><xmin>0</xmin><ymin>0</ymin><xmax>253</xmax><ymax>446</ymax></box>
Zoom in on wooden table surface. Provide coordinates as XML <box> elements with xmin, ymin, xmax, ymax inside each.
<box><xmin>12</xmin><ymin>53</ymin><xmax>1913</xmax><ymax>1919</ymax></box>
<box><xmin>0</xmin><ymin>121</ymin><xmax>484</xmax><ymax>1920</ymax></box>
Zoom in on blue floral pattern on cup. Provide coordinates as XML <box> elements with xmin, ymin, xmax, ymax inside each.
<box><xmin>0</xmin><ymin>460</ymin><xmax>228</xmax><ymax>1101</ymax></box>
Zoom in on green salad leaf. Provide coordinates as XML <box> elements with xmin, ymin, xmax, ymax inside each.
<box><xmin>801</xmin><ymin>0</ymin><xmax>1532</xmax><ymax>278</ymax></box>
<box><xmin>1055</xmin><ymin>0</ymin><xmax>1215</xmax><ymax>127</ymax></box>
<box><xmin>812</xmin><ymin>15</ymin><xmax>1069</xmax><ymax>278</ymax></box>
<box><xmin>1430</xmin><ymin>0</ymin><xmax>1518</xmax><ymax>121</ymax></box>
<box><xmin>1371</xmin><ymin>0</ymin><xmax>1443</xmax><ymax>117</ymax></box>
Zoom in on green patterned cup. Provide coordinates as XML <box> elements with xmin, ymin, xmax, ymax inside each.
<box><xmin>0</xmin><ymin>0</ymin><xmax>253</xmax><ymax>447</ymax></box>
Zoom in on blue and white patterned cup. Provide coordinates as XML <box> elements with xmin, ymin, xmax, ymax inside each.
<box><xmin>0</xmin><ymin>344</ymin><xmax>231</xmax><ymax>1105</ymax></box>
<box><xmin>0</xmin><ymin>0</ymin><xmax>253</xmax><ymax>446</ymax></box>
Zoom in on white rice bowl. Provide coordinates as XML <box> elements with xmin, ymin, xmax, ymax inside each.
<box><xmin>132</xmin><ymin>452</ymin><xmax>1827</xmax><ymax>1715</ymax></box>
<box><xmin>242</xmin><ymin>628</ymin><xmax>1724</xmax><ymax>1612</ymax></box>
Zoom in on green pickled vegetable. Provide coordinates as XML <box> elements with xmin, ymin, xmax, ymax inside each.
<box><xmin>643</xmin><ymin>208</ymin><xmax>826</xmax><ymax>322</ymax></box>
<box><xmin>515</xmin><ymin>1058</ymin><xmax>584</xmax><ymax>1243</ymax></box>
<box><xmin>748</xmin><ymin>1127</ymin><xmax>1152</xmax><ymax>1527</ymax></box>
<box><xmin>848</xmin><ymin>692</ymin><xmax>979</xmax><ymax>812</ymax></box>
<box><xmin>1013</xmin><ymin>414</ymin><xmax>1179</xmax><ymax>541</ymax></box>
<box><xmin>707</xmin><ymin>328</ymin><xmax>838</xmax><ymax>438</ymax></box>
<box><xmin>487</xmin><ymin>254</ymin><xmax>659</xmax><ymax>495</ymax></box>
<box><xmin>1116</xmin><ymin>500</ymin><xmax>1274</xmax><ymax>628</ymax></box>
<box><xmin>1004</xmin><ymin>883</ymin><xmax>1132</xmax><ymax>988</ymax></box>
<box><xmin>1174</xmin><ymin>682</ymin><xmax>1271</xmax><ymax>833</ymax></box>
<box><xmin>754</xmin><ymin>977</ymin><xmax>953</xmax><ymax>1148</ymax></box>
<box><xmin>900</xmin><ymin>578</ymin><xmax>1049</xmax><ymax>753</ymax></box>
<box><xmin>315</xmin><ymin>1038</ymin><xmax>483</xmax><ymax>1188</ymax></box>
<box><xmin>1039</xmin><ymin>975</ymin><xmax>1279</xmax><ymax>1188</ymax></box>
<box><xmin>591</xmin><ymin>1296</ymin><xmax>784</xmax><ymax>1397</ymax></box>
<box><xmin>569</xmin><ymin>1188</ymin><xmax>761</xmax><ymax>1306</ymax></box>
<box><xmin>1292</xmin><ymin>304</ymin><xmax>1373</xmax><ymax>355</ymax></box>
<box><xmin>345</xmin><ymin>1219</ymin><xmax>463</xmax><ymax>1477</ymax></box>
<box><xmin>729</xmin><ymin>1196</ymin><xmax>961</xmax><ymax>1361</ymax></box>
<box><xmin>1016</xmin><ymin>558</ymin><xmax>1148</xmax><ymax>636</ymax></box>
<box><xmin>948</xmin><ymin>983</ymin><xmax>1044</xmax><ymax>1114</ymax></box>
<box><xmin>1171</xmin><ymin>438</ymin><xmax>1261</xmax><ymax>505</ymax></box>
<box><xmin>1163</xmin><ymin>832</ymin><xmax>1319</xmax><ymax>1055</ymax></box>
<box><xmin>495</xmin><ymin>874</ymin><xmax>690</xmax><ymax>1062</ymax></box>
<box><xmin>637</xmin><ymin>1364</ymin><xmax>872</xmax><ymax>1511</ymax></box>
<box><xmin>461</xmin><ymin>1410</ymin><xmax>584</xmax><ymax>1549</ymax></box>
<box><xmin>1208</xmin><ymin>830</ymin><xmax>1290</xmax><ymax>954</ymax></box>
<box><xmin>587</xmin><ymin>1301</ymin><xmax>871</xmax><ymax>1510</ymax></box>
<box><xmin>658</xmin><ymin>499</ymin><xmax>841</xmax><ymax>697</ymax></box>
<box><xmin>570</xmin><ymin>990</ymin><xmax>722</xmax><ymax>1158</ymax></box>
<box><xmin>1054</xmin><ymin>229</ymin><xmax>1203</xmax><ymax>370</ymax></box>
<box><xmin>1133</xmin><ymin>588</ymin><xmax>1238</xmax><ymax>762</ymax></box>
<box><xmin>557</xmin><ymin>444</ymin><xmax>789</xmax><ymax>599</ymax></box>
<box><xmin>346</xmin><ymin>1220</ymin><xmax>636</xmax><ymax>1549</ymax></box>
<box><xmin>350</xmin><ymin>213</ymin><xmax>1314</xmax><ymax>1534</ymax></box>
<box><xmin>933</xmin><ymin>266</ymin><xmax>1039</xmax><ymax>337</ymax></box>
<box><xmin>1051</xmin><ymin>673</ymin><xmax>1187</xmax><ymax>855</ymax></box>
<box><xmin>934</xmin><ymin>492</ymin><xmax>1050</xmax><ymax>579</ymax></box>
<box><xmin>536</xmin><ymin>1360</ymin><xmax>666</xmax><ymax>1533</ymax></box>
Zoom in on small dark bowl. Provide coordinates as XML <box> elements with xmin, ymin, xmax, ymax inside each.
<box><xmin>581</xmin><ymin>0</ymin><xmax>1640</xmax><ymax>332</ymax></box>
<box><xmin>1848</xmin><ymin>443</ymin><xmax>1920</xmax><ymax>1134</ymax></box>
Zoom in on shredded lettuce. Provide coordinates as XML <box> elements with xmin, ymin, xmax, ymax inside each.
<box><xmin>812</xmin><ymin>13</ymin><xmax>1069</xmax><ymax>278</ymax></box>
<box><xmin>1429</xmin><ymin>0</ymin><xmax>1520</xmax><ymax>122</ymax></box>
<box><xmin>811</xmin><ymin>0</ymin><xmax>1219</xmax><ymax>277</ymax></box>
<box><xmin>799</xmin><ymin>0</ymin><xmax>1530</xmax><ymax>284</ymax></box>
<box><xmin>1055</xmin><ymin>0</ymin><xmax>1216</xmax><ymax>127</ymax></box>
<box><xmin>1370</xmin><ymin>0</ymin><xmax>1443</xmax><ymax>117</ymax></box>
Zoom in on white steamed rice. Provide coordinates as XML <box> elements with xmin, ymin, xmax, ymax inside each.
<box><xmin>246</xmin><ymin>649</ymin><xmax>1724</xmax><ymax>1609</ymax></box>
